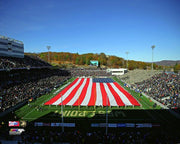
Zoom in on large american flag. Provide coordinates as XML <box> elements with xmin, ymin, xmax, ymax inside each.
<box><xmin>44</xmin><ymin>78</ymin><xmax>140</xmax><ymax>107</ymax></box>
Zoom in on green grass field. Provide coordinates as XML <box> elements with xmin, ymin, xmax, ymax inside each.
<box><xmin>15</xmin><ymin>77</ymin><xmax>162</xmax><ymax>122</ymax></box>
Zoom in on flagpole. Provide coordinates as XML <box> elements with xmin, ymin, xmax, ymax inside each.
<box><xmin>106</xmin><ymin>94</ymin><xmax>108</xmax><ymax>136</ymax></box>
<box><xmin>61</xmin><ymin>94</ymin><xmax>64</xmax><ymax>133</ymax></box>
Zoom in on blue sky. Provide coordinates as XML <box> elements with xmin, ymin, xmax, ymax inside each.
<box><xmin>0</xmin><ymin>0</ymin><xmax>180</xmax><ymax>62</ymax></box>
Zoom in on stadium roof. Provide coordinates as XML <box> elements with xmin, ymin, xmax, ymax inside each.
<box><xmin>0</xmin><ymin>35</ymin><xmax>23</xmax><ymax>44</ymax></box>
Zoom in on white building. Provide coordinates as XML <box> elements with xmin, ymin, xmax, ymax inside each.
<box><xmin>0</xmin><ymin>35</ymin><xmax>24</xmax><ymax>58</ymax></box>
<box><xmin>107</xmin><ymin>68</ymin><xmax>128</xmax><ymax>76</ymax></box>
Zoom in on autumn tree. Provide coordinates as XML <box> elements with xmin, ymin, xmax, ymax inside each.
<box><xmin>174</xmin><ymin>63</ymin><xmax>180</xmax><ymax>73</ymax></box>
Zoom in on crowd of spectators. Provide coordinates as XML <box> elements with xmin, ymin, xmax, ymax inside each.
<box><xmin>134</xmin><ymin>72</ymin><xmax>180</xmax><ymax>108</ymax></box>
<box><xmin>0</xmin><ymin>69</ymin><xmax>70</xmax><ymax>112</ymax></box>
<box><xmin>1</xmin><ymin>128</ymin><xmax>179</xmax><ymax>144</ymax></box>
<box><xmin>0</xmin><ymin>55</ymin><xmax>51</xmax><ymax>70</ymax></box>
<box><xmin>69</xmin><ymin>68</ymin><xmax>111</xmax><ymax>77</ymax></box>
<box><xmin>21</xmin><ymin>130</ymin><xmax>177</xmax><ymax>143</ymax></box>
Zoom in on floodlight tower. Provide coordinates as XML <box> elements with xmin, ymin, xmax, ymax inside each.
<box><xmin>126</xmin><ymin>52</ymin><xmax>129</xmax><ymax>69</ymax></box>
<box><xmin>151</xmin><ymin>45</ymin><xmax>155</xmax><ymax>72</ymax></box>
<box><xmin>47</xmin><ymin>45</ymin><xmax>51</xmax><ymax>63</ymax></box>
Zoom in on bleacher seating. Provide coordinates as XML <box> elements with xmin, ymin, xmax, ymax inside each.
<box><xmin>0</xmin><ymin>55</ymin><xmax>51</xmax><ymax>70</ymax></box>
<box><xmin>0</xmin><ymin>68</ymin><xmax>70</xmax><ymax>112</ymax></box>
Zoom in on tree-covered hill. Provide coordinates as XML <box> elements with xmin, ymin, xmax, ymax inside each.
<box><xmin>25</xmin><ymin>52</ymin><xmax>175</xmax><ymax>70</ymax></box>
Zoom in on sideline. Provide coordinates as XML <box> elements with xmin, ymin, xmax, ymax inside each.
<box><xmin>53</xmin><ymin>82</ymin><xmax>70</xmax><ymax>95</ymax></box>
<box><xmin>23</xmin><ymin>79</ymin><xmax>73</xmax><ymax>119</ymax></box>
<box><xmin>142</xmin><ymin>93</ymin><xmax>168</xmax><ymax>109</ymax></box>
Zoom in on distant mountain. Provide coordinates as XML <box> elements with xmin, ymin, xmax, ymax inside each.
<box><xmin>154</xmin><ymin>60</ymin><xmax>180</xmax><ymax>66</ymax></box>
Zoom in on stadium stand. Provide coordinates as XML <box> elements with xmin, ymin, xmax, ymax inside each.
<box><xmin>118</xmin><ymin>69</ymin><xmax>162</xmax><ymax>84</ymax></box>
<box><xmin>0</xmin><ymin>68</ymin><xmax>70</xmax><ymax>112</ymax></box>
<box><xmin>0</xmin><ymin>55</ymin><xmax>70</xmax><ymax>112</ymax></box>
<box><xmin>134</xmin><ymin>72</ymin><xmax>180</xmax><ymax>109</ymax></box>
<box><xmin>69</xmin><ymin>68</ymin><xmax>111</xmax><ymax>77</ymax></box>
<box><xmin>1</xmin><ymin>128</ymin><xmax>179</xmax><ymax>143</ymax></box>
<box><xmin>0</xmin><ymin>55</ymin><xmax>51</xmax><ymax>70</ymax></box>
<box><xmin>118</xmin><ymin>70</ymin><xmax>180</xmax><ymax>109</ymax></box>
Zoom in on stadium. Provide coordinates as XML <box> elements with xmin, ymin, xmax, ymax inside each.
<box><xmin>0</xmin><ymin>35</ymin><xmax>180</xmax><ymax>143</ymax></box>
<box><xmin>1</xmin><ymin>0</ymin><xmax>180</xmax><ymax>143</ymax></box>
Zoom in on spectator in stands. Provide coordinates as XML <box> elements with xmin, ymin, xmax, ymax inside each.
<box><xmin>0</xmin><ymin>69</ymin><xmax>70</xmax><ymax>112</ymax></box>
<box><xmin>0</xmin><ymin>55</ymin><xmax>51</xmax><ymax>70</ymax></box>
<box><xmin>69</xmin><ymin>68</ymin><xmax>111</xmax><ymax>77</ymax></box>
<box><xmin>134</xmin><ymin>72</ymin><xmax>180</xmax><ymax>108</ymax></box>
<box><xmin>18</xmin><ymin>128</ymin><xmax>180</xmax><ymax>143</ymax></box>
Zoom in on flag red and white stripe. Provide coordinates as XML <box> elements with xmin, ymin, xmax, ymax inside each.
<box><xmin>44</xmin><ymin>78</ymin><xmax>140</xmax><ymax>107</ymax></box>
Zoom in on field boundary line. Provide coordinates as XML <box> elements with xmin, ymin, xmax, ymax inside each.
<box><xmin>142</xmin><ymin>92</ymin><xmax>168</xmax><ymax>109</ymax></box>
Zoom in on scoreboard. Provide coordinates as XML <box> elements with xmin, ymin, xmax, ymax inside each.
<box><xmin>90</xmin><ymin>60</ymin><xmax>99</xmax><ymax>66</ymax></box>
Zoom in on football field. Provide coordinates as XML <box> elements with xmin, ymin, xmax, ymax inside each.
<box><xmin>15</xmin><ymin>77</ymin><xmax>162</xmax><ymax>123</ymax></box>
<box><xmin>44</xmin><ymin>77</ymin><xmax>140</xmax><ymax>107</ymax></box>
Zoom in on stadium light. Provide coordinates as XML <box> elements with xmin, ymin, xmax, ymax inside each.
<box><xmin>126</xmin><ymin>52</ymin><xmax>129</xmax><ymax>69</ymax></box>
<box><xmin>47</xmin><ymin>46</ymin><xmax>51</xmax><ymax>63</ymax></box>
<box><xmin>151</xmin><ymin>45</ymin><xmax>155</xmax><ymax>72</ymax></box>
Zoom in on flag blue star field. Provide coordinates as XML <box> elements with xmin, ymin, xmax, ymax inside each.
<box><xmin>44</xmin><ymin>78</ymin><xmax>140</xmax><ymax>106</ymax></box>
